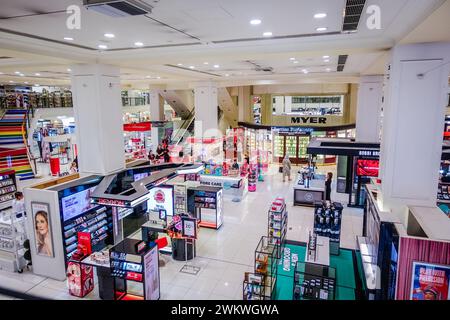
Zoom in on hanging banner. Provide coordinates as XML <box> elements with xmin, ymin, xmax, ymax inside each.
<box><xmin>123</xmin><ymin>122</ymin><xmax>151</xmax><ymax>132</ymax></box>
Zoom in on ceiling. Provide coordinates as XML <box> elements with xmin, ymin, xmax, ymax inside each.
<box><xmin>0</xmin><ymin>0</ymin><xmax>448</xmax><ymax>88</ymax></box>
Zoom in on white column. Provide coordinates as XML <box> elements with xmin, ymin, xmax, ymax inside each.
<box><xmin>194</xmin><ymin>82</ymin><xmax>219</xmax><ymax>138</ymax></box>
<box><xmin>284</xmin><ymin>96</ymin><xmax>292</xmax><ymax>113</ymax></box>
<box><xmin>380</xmin><ymin>43</ymin><xmax>450</xmax><ymax>221</ymax></box>
<box><xmin>238</xmin><ymin>86</ymin><xmax>251</xmax><ymax>123</ymax></box>
<box><xmin>149</xmin><ymin>89</ymin><xmax>164</xmax><ymax>151</ymax></box>
<box><xmin>71</xmin><ymin>64</ymin><xmax>124</xmax><ymax>175</ymax></box>
<box><xmin>355</xmin><ymin>76</ymin><xmax>383</xmax><ymax>142</ymax></box>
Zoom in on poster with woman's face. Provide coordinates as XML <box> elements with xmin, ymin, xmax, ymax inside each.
<box><xmin>31</xmin><ymin>202</ymin><xmax>54</xmax><ymax>258</ymax></box>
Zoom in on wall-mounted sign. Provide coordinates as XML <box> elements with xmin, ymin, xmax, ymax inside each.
<box><xmin>358</xmin><ymin>150</ymin><xmax>380</xmax><ymax>158</ymax></box>
<box><xmin>410</xmin><ymin>262</ymin><xmax>450</xmax><ymax>300</ymax></box>
<box><xmin>291</xmin><ymin>117</ymin><xmax>327</xmax><ymax>125</ymax></box>
<box><xmin>272</xmin><ymin>127</ymin><xmax>314</xmax><ymax>134</ymax></box>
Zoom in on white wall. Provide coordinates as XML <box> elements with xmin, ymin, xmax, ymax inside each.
<box><xmin>355</xmin><ymin>76</ymin><xmax>383</xmax><ymax>142</ymax></box>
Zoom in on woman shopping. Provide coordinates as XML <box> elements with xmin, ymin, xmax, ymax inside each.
<box><xmin>325</xmin><ymin>172</ymin><xmax>333</xmax><ymax>201</ymax></box>
<box><xmin>282</xmin><ymin>154</ymin><xmax>292</xmax><ymax>182</ymax></box>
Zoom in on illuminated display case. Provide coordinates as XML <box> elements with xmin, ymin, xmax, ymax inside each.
<box><xmin>274</xmin><ymin>135</ymin><xmax>284</xmax><ymax>158</ymax></box>
<box><xmin>273</xmin><ymin>135</ymin><xmax>310</xmax><ymax>165</ymax></box>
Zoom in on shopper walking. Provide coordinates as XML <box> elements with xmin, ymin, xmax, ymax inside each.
<box><xmin>325</xmin><ymin>172</ymin><xmax>333</xmax><ymax>201</ymax></box>
<box><xmin>282</xmin><ymin>154</ymin><xmax>292</xmax><ymax>182</ymax></box>
<box><xmin>12</xmin><ymin>192</ymin><xmax>26</xmax><ymax>219</ymax></box>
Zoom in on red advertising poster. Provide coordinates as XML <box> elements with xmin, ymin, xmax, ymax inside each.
<box><xmin>356</xmin><ymin>159</ymin><xmax>379</xmax><ymax>177</ymax></box>
<box><xmin>77</xmin><ymin>232</ymin><xmax>92</xmax><ymax>256</ymax></box>
<box><xmin>410</xmin><ymin>262</ymin><xmax>450</xmax><ymax>300</ymax></box>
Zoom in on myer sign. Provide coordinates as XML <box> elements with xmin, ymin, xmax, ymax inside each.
<box><xmin>291</xmin><ymin>117</ymin><xmax>327</xmax><ymax>125</ymax></box>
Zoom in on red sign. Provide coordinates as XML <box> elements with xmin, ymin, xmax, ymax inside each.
<box><xmin>123</xmin><ymin>122</ymin><xmax>151</xmax><ymax>132</ymax></box>
<box><xmin>154</xmin><ymin>190</ymin><xmax>165</xmax><ymax>203</ymax></box>
<box><xmin>77</xmin><ymin>232</ymin><xmax>92</xmax><ymax>256</ymax></box>
<box><xmin>356</xmin><ymin>159</ymin><xmax>379</xmax><ymax>177</ymax></box>
<box><xmin>126</xmin><ymin>272</ymin><xmax>143</xmax><ymax>282</ymax></box>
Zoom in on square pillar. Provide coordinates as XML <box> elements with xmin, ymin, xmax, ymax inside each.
<box><xmin>380</xmin><ymin>43</ymin><xmax>450</xmax><ymax>220</ymax></box>
<box><xmin>71</xmin><ymin>64</ymin><xmax>125</xmax><ymax>175</ymax></box>
<box><xmin>355</xmin><ymin>76</ymin><xmax>383</xmax><ymax>142</ymax></box>
<box><xmin>194</xmin><ymin>82</ymin><xmax>219</xmax><ymax>138</ymax></box>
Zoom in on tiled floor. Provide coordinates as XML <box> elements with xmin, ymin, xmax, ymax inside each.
<box><xmin>0</xmin><ymin>164</ymin><xmax>363</xmax><ymax>300</ymax></box>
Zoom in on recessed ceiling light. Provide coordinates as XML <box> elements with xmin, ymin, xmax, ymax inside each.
<box><xmin>9</xmin><ymin>81</ymin><xmax>13</xmax><ymax>83</ymax></box>
<box><xmin>250</xmin><ymin>19</ymin><xmax>262</xmax><ymax>25</ymax></box>
<box><xmin>293</xmin><ymin>61</ymin><xmax>299</xmax><ymax>64</ymax></box>
<box><xmin>316</xmin><ymin>27</ymin><xmax>328</xmax><ymax>32</ymax></box>
<box><xmin>326</xmin><ymin>68</ymin><xmax>331</xmax><ymax>72</ymax></box>
<box><xmin>203</xmin><ymin>62</ymin><xmax>209</xmax><ymax>65</ymax></box>
<box><xmin>263</xmin><ymin>32</ymin><xmax>273</xmax><ymax>37</ymax></box>
<box><xmin>35</xmin><ymin>84</ymin><xmax>40</xmax><ymax>86</ymax></box>
<box><xmin>156</xmin><ymin>76</ymin><xmax>161</xmax><ymax>79</ymax></box>
<box><xmin>67</xmin><ymin>68</ymin><xmax>71</xmax><ymax>72</ymax></box>
<box><xmin>302</xmin><ymin>69</ymin><xmax>309</xmax><ymax>74</ymax></box>
<box><xmin>225</xmin><ymin>74</ymin><xmax>229</xmax><ymax>77</ymax></box>
<box><xmin>213</xmin><ymin>65</ymin><xmax>220</xmax><ymax>68</ymax></box>
<box><xmin>134</xmin><ymin>42</ymin><xmax>144</xmax><ymax>47</ymax></box>
<box><xmin>104</xmin><ymin>33</ymin><xmax>115</xmax><ymax>38</ymax></box>
<box><xmin>24</xmin><ymin>82</ymin><xmax>28</xmax><ymax>84</ymax></box>
<box><xmin>14</xmin><ymin>71</ymin><xmax>20</xmax><ymax>74</ymax></box>
<box><xmin>314</xmin><ymin>13</ymin><xmax>327</xmax><ymax>19</ymax></box>
<box><xmin>189</xmin><ymin>66</ymin><xmax>195</xmax><ymax>69</ymax></box>
<box><xmin>323</xmin><ymin>55</ymin><xmax>330</xmax><ymax>59</ymax></box>
<box><xmin>98</xmin><ymin>44</ymin><xmax>108</xmax><ymax>49</ymax></box>
<box><xmin>146</xmin><ymin>75</ymin><xmax>151</xmax><ymax>78</ymax></box>
<box><xmin>19</xmin><ymin>74</ymin><xmax>25</xmax><ymax>77</ymax></box>
<box><xmin>324</xmin><ymin>59</ymin><xmax>330</xmax><ymax>63</ymax></box>
<box><xmin>289</xmin><ymin>58</ymin><xmax>296</xmax><ymax>61</ymax></box>
<box><xmin>64</xmin><ymin>37</ymin><xmax>74</xmax><ymax>41</ymax></box>
<box><xmin>177</xmin><ymin>63</ymin><xmax>183</xmax><ymax>66</ymax></box>
<box><xmin>35</xmin><ymin>73</ymin><xmax>40</xmax><ymax>76</ymax></box>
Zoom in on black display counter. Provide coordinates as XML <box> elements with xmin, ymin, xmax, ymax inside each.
<box><xmin>171</xmin><ymin>238</ymin><xmax>196</xmax><ymax>261</ymax></box>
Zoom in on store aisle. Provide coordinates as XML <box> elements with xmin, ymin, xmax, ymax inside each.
<box><xmin>0</xmin><ymin>165</ymin><xmax>363</xmax><ymax>300</ymax></box>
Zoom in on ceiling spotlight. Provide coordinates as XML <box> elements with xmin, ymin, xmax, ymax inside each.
<box><xmin>9</xmin><ymin>81</ymin><xmax>13</xmax><ymax>83</ymax></box>
<box><xmin>64</xmin><ymin>37</ymin><xmax>74</xmax><ymax>41</ymax></box>
<box><xmin>35</xmin><ymin>73</ymin><xmax>40</xmax><ymax>76</ymax></box>
<box><xmin>98</xmin><ymin>44</ymin><xmax>108</xmax><ymax>49</ymax></box>
<box><xmin>35</xmin><ymin>84</ymin><xmax>40</xmax><ymax>86</ymax></box>
<box><xmin>156</xmin><ymin>76</ymin><xmax>161</xmax><ymax>79</ymax></box>
<box><xmin>250</xmin><ymin>19</ymin><xmax>262</xmax><ymax>25</ymax></box>
<box><xmin>145</xmin><ymin>75</ymin><xmax>151</xmax><ymax>78</ymax></box>
<box><xmin>104</xmin><ymin>33</ymin><xmax>115</xmax><ymax>38</ymax></box>
<box><xmin>326</xmin><ymin>68</ymin><xmax>331</xmax><ymax>72</ymax></box>
<box><xmin>189</xmin><ymin>66</ymin><xmax>195</xmax><ymax>69</ymax></box>
<box><xmin>213</xmin><ymin>65</ymin><xmax>220</xmax><ymax>68</ymax></box>
<box><xmin>314</xmin><ymin>13</ymin><xmax>327</xmax><ymax>19</ymax></box>
<box><xmin>19</xmin><ymin>74</ymin><xmax>25</xmax><ymax>77</ymax></box>
<box><xmin>24</xmin><ymin>82</ymin><xmax>28</xmax><ymax>84</ymax></box>
<box><xmin>323</xmin><ymin>55</ymin><xmax>330</xmax><ymax>59</ymax></box>
<box><xmin>316</xmin><ymin>27</ymin><xmax>328</xmax><ymax>32</ymax></box>
<box><xmin>289</xmin><ymin>58</ymin><xmax>296</xmax><ymax>61</ymax></box>
<box><xmin>67</xmin><ymin>68</ymin><xmax>72</xmax><ymax>72</ymax></box>
<box><xmin>263</xmin><ymin>32</ymin><xmax>273</xmax><ymax>37</ymax></box>
<box><xmin>293</xmin><ymin>61</ymin><xmax>299</xmax><ymax>64</ymax></box>
<box><xmin>324</xmin><ymin>59</ymin><xmax>330</xmax><ymax>63</ymax></box>
<box><xmin>203</xmin><ymin>62</ymin><xmax>209</xmax><ymax>65</ymax></box>
<box><xmin>177</xmin><ymin>63</ymin><xmax>183</xmax><ymax>66</ymax></box>
<box><xmin>302</xmin><ymin>69</ymin><xmax>309</xmax><ymax>74</ymax></box>
<box><xmin>134</xmin><ymin>42</ymin><xmax>144</xmax><ymax>47</ymax></box>
<box><xmin>14</xmin><ymin>71</ymin><xmax>20</xmax><ymax>74</ymax></box>
<box><xmin>225</xmin><ymin>74</ymin><xmax>230</xmax><ymax>77</ymax></box>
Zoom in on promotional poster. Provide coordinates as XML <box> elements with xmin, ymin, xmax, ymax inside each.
<box><xmin>410</xmin><ymin>262</ymin><xmax>450</xmax><ymax>300</ymax></box>
<box><xmin>356</xmin><ymin>159</ymin><xmax>380</xmax><ymax>177</ymax></box>
<box><xmin>148</xmin><ymin>186</ymin><xmax>174</xmax><ymax>217</ymax></box>
<box><xmin>31</xmin><ymin>202</ymin><xmax>54</xmax><ymax>258</ymax></box>
<box><xmin>61</xmin><ymin>186</ymin><xmax>98</xmax><ymax>221</ymax></box>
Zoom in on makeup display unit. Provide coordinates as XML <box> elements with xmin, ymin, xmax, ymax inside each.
<box><xmin>110</xmin><ymin>238</ymin><xmax>160</xmax><ymax>301</ymax></box>
<box><xmin>293</xmin><ymin>261</ymin><xmax>336</xmax><ymax>300</ymax></box>
<box><xmin>0</xmin><ymin>171</ymin><xmax>17</xmax><ymax>210</ymax></box>
<box><xmin>268</xmin><ymin>198</ymin><xmax>288</xmax><ymax>259</ymax></box>
<box><xmin>187</xmin><ymin>186</ymin><xmax>223</xmax><ymax>230</ymax></box>
<box><xmin>313</xmin><ymin>201</ymin><xmax>343</xmax><ymax>255</ymax></box>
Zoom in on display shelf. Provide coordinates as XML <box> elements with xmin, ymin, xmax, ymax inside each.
<box><xmin>0</xmin><ymin>211</ymin><xmax>26</xmax><ymax>272</ymax></box>
<box><xmin>0</xmin><ymin>172</ymin><xmax>17</xmax><ymax>210</ymax></box>
<box><xmin>268</xmin><ymin>198</ymin><xmax>287</xmax><ymax>259</ymax></box>
<box><xmin>313</xmin><ymin>201</ymin><xmax>343</xmax><ymax>255</ymax></box>
<box><xmin>293</xmin><ymin>261</ymin><xmax>336</xmax><ymax>301</ymax></box>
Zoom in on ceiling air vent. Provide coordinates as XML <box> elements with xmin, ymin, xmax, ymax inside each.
<box><xmin>337</xmin><ymin>55</ymin><xmax>348</xmax><ymax>72</ymax></box>
<box><xmin>83</xmin><ymin>0</ymin><xmax>153</xmax><ymax>17</ymax></box>
<box><xmin>342</xmin><ymin>0</ymin><xmax>366</xmax><ymax>33</ymax></box>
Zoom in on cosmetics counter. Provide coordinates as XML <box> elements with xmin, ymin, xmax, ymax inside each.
<box><xmin>293</xmin><ymin>172</ymin><xmax>325</xmax><ymax>207</ymax></box>
<box><xmin>359</xmin><ymin>183</ymin><xmax>450</xmax><ymax>300</ymax></box>
<box><xmin>0</xmin><ymin>170</ymin><xmax>17</xmax><ymax>210</ymax></box>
